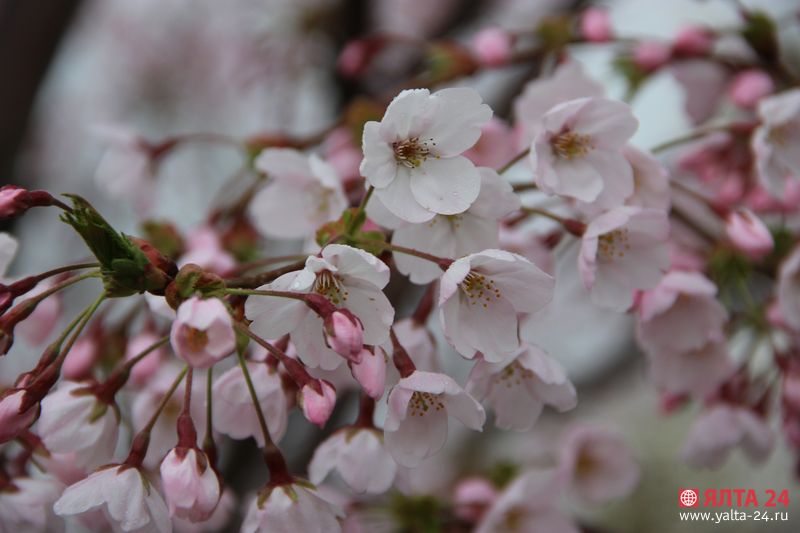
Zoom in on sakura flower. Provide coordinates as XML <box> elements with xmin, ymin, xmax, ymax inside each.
<box><xmin>0</xmin><ymin>389</ymin><xmax>38</xmax><ymax>443</ymax></box>
<box><xmin>241</xmin><ymin>482</ymin><xmax>344</xmax><ymax>533</ymax></box>
<box><xmin>0</xmin><ymin>476</ymin><xmax>64</xmax><ymax>532</ymax></box>
<box><xmin>92</xmin><ymin>126</ymin><xmax>157</xmax><ymax>213</ymax></box>
<box><xmin>752</xmin><ymin>88</ymin><xmax>800</xmax><ymax>195</ymax></box>
<box><xmin>579</xmin><ymin>206</ymin><xmax>670</xmax><ymax>311</ymax></box>
<box><xmin>681</xmin><ymin>404</ymin><xmax>774</xmax><ymax>469</ymax></box>
<box><xmin>725</xmin><ymin>209</ymin><xmax>774</xmax><ymax>259</ymax></box>
<box><xmin>38</xmin><ymin>381</ymin><xmax>120</xmax><ymax>469</ymax></box>
<box><xmin>622</xmin><ymin>145</ymin><xmax>671</xmax><ymax>211</ymax></box>
<box><xmin>248</xmin><ymin>148</ymin><xmax>347</xmax><ymax>240</ymax></box>
<box><xmin>476</xmin><ymin>469</ymin><xmax>578</xmax><ymax>533</ymax></box>
<box><xmin>170</xmin><ymin>296</ymin><xmax>235</xmax><ymax>369</ymax></box>
<box><xmin>439</xmin><ymin>249</ymin><xmax>554</xmax><ymax>363</ymax></box>
<box><xmin>384</xmin><ymin>370</ymin><xmax>485</xmax><ymax>467</ymax></box>
<box><xmin>530</xmin><ymin>97</ymin><xmax>638</xmax><ymax>204</ymax></box>
<box><xmin>558</xmin><ymin>425</ymin><xmax>640</xmax><ymax>505</ymax></box>
<box><xmin>300</xmin><ymin>380</ymin><xmax>337</xmax><ymax>427</ymax></box>
<box><xmin>63</xmin><ymin>336</ymin><xmax>99</xmax><ymax>380</ymax></box>
<box><xmin>173</xmin><ymin>489</ymin><xmax>235</xmax><ymax>533</ymax></box>
<box><xmin>672</xmin><ymin>26</ymin><xmax>714</xmax><ymax>57</ymax></box>
<box><xmin>309</xmin><ymin>428</ymin><xmax>397</xmax><ymax>493</ymax></box>
<box><xmin>54</xmin><ymin>464</ymin><xmax>171</xmax><ymax>533</ymax></box>
<box><xmin>350</xmin><ymin>347</ymin><xmax>387</xmax><ymax>399</ymax></box>
<box><xmin>466</xmin><ymin>344</ymin><xmax>576</xmax><ymax>431</ymax></box>
<box><xmin>636</xmin><ymin>271</ymin><xmax>727</xmax><ymax>356</ymax></box>
<box><xmin>514</xmin><ymin>61</ymin><xmax>604</xmax><ymax>146</ymax></box>
<box><xmin>651</xmin><ymin>342</ymin><xmax>731</xmax><ymax>399</ymax></box>
<box><xmin>160</xmin><ymin>447</ymin><xmax>221</xmax><ymax>522</ymax></box>
<box><xmin>0</xmin><ymin>187</ymin><xmax>29</xmax><ymax>219</ymax></box>
<box><xmin>633</xmin><ymin>41</ymin><xmax>671</xmax><ymax>72</ymax></box>
<box><xmin>472</xmin><ymin>27</ymin><xmax>513</xmax><ymax>67</ymax></box>
<box><xmin>178</xmin><ymin>227</ymin><xmax>236</xmax><ymax>275</ymax></box>
<box><xmin>324</xmin><ymin>308</ymin><xmax>364</xmax><ymax>361</ymax></box>
<box><xmin>391</xmin><ymin>168</ymin><xmax>520</xmax><ymax>284</ymax></box>
<box><xmin>360</xmin><ymin>87</ymin><xmax>492</xmax><ymax>222</ymax></box>
<box><xmin>212</xmin><ymin>359</ymin><xmax>288</xmax><ymax>446</ymax></box>
<box><xmin>246</xmin><ymin>244</ymin><xmax>393</xmax><ymax>370</ymax></box>
<box><xmin>777</xmin><ymin>245</ymin><xmax>800</xmax><ymax>330</ymax></box>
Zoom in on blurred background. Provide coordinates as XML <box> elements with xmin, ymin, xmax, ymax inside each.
<box><xmin>3</xmin><ymin>0</ymin><xmax>800</xmax><ymax>531</ymax></box>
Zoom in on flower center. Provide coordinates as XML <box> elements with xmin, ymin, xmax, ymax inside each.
<box><xmin>393</xmin><ymin>137</ymin><xmax>434</xmax><ymax>168</ymax></box>
<box><xmin>768</xmin><ymin>124</ymin><xmax>791</xmax><ymax>147</ymax></box>
<box><xmin>184</xmin><ymin>327</ymin><xmax>208</xmax><ymax>352</ymax></box>
<box><xmin>550</xmin><ymin>131</ymin><xmax>593</xmax><ymax>159</ymax></box>
<box><xmin>493</xmin><ymin>362</ymin><xmax>534</xmax><ymax>388</ymax></box>
<box><xmin>575</xmin><ymin>449</ymin><xmax>598</xmax><ymax>477</ymax></box>
<box><xmin>313</xmin><ymin>270</ymin><xmax>347</xmax><ymax>305</ymax></box>
<box><xmin>461</xmin><ymin>271</ymin><xmax>502</xmax><ymax>308</ymax></box>
<box><xmin>408</xmin><ymin>391</ymin><xmax>444</xmax><ymax>417</ymax></box>
<box><xmin>598</xmin><ymin>228</ymin><xmax>631</xmax><ymax>261</ymax></box>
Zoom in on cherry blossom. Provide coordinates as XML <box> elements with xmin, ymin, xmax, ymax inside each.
<box><xmin>579</xmin><ymin>206</ymin><xmax>670</xmax><ymax>310</ymax></box>
<box><xmin>360</xmin><ymin>87</ymin><xmax>492</xmax><ymax>222</ymax></box>
<box><xmin>0</xmin><ymin>389</ymin><xmax>38</xmax><ymax>443</ymax></box>
<box><xmin>178</xmin><ymin>227</ymin><xmax>236</xmax><ymax>276</ymax></box>
<box><xmin>514</xmin><ymin>61</ymin><xmax>604</xmax><ymax>146</ymax></box>
<box><xmin>778</xmin><ymin>245</ymin><xmax>800</xmax><ymax>330</ymax></box>
<box><xmin>212</xmin><ymin>359</ymin><xmax>288</xmax><ymax>445</ymax></box>
<box><xmin>729</xmin><ymin>69</ymin><xmax>773</xmax><ymax>109</ymax></box>
<box><xmin>558</xmin><ymin>425</ymin><xmax>640</xmax><ymax>505</ymax></box>
<box><xmin>389</xmin><ymin>168</ymin><xmax>520</xmax><ymax>284</ymax></box>
<box><xmin>54</xmin><ymin>465</ymin><xmax>171</xmax><ymax>533</ymax></box>
<box><xmin>309</xmin><ymin>428</ymin><xmax>397</xmax><ymax>493</ymax></box>
<box><xmin>248</xmin><ymin>148</ymin><xmax>348</xmax><ymax>240</ymax></box>
<box><xmin>241</xmin><ymin>482</ymin><xmax>344</xmax><ymax>533</ymax></box>
<box><xmin>349</xmin><ymin>346</ymin><xmax>387</xmax><ymax>399</ymax></box>
<box><xmin>471</xmin><ymin>27</ymin><xmax>513</xmax><ymax>67</ymax></box>
<box><xmin>245</xmin><ymin>244</ymin><xmax>393</xmax><ymax>370</ymax></box>
<box><xmin>439</xmin><ymin>249</ymin><xmax>554</xmax><ymax>363</ymax></box>
<box><xmin>300</xmin><ymin>380</ymin><xmax>337</xmax><ymax>428</ymax></box>
<box><xmin>621</xmin><ymin>145</ymin><xmax>671</xmax><ymax>211</ymax></box>
<box><xmin>681</xmin><ymin>405</ymin><xmax>774</xmax><ymax>469</ymax></box>
<box><xmin>0</xmin><ymin>476</ymin><xmax>65</xmax><ymax>532</ymax></box>
<box><xmin>636</xmin><ymin>271</ymin><xmax>728</xmax><ymax>356</ymax></box>
<box><xmin>384</xmin><ymin>370</ymin><xmax>485</xmax><ymax>467</ymax></box>
<box><xmin>580</xmin><ymin>7</ymin><xmax>612</xmax><ymax>43</ymax></box>
<box><xmin>752</xmin><ymin>89</ymin><xmax>800</xmax><ymax>195</ymax></box>
<box><xmin>170</xmin><ymin>297</ymin><xmax>235</xmax><ymax>369</ymax></box>
<box><xmin>476</xmin><ymin>470</ymin><xmax>578</xmax><ymax>533</ymax></box>
<box><xmin>530</xmin><ymin>97</ymin><xmax>638</xmax><ymax>204</ymax></box>
<box><xmin>38</xmin><ymin>381</ymin><xmax>120</xmax><ymax>469</ymax></box>
<box><xmin>467</xmin><ymin>343</ymin><xmax>576</xmax><ymax>431</ymax></box>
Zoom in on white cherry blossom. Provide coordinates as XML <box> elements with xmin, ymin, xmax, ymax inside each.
<box><xmin>360</xmin><ymin>87</ymin><xmax>492</xmax><ymax>222</ymax></box>
<box><xmin>248</xmin><ymin>148</ymin><xmax>348</xmax><ymax>240</ymax></box>
<box><xmin>309</xmin><ymin>428</ymin><xmax>397</xmax><ymax>493</ymax></box>
<box><xmin>467</xmin><ymin>344</ymin><xmax>576</xmax><ymax>431</ymax></box>
<box><xmin>439</xmin><ymin>249</ymin><xmax>554</xmax><ymax>363</ymax></box>
<box><xmin>245</xmin><ymin>244</ymin><xmax>393</xmax><ymax>370</ymax></box>
<box><xmin>241</xmin><ymin>482</ymin><xmax>343</xmax><ymax>533</ymax></box>
<box><xmin>384</xmin><ymin>370</ymin><xmax>485</xmax><ymax>467</ymax></box>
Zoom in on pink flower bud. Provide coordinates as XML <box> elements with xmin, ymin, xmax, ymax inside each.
<box><xmin>453</xmin><ymin>477</ymin><xmax>497</xmax><ymax>522</ymax></box>
<box><xmin>580</xmin><ymin>7</ymin><xmax>612</xmax><ymax>43</ymax></box>
<box><xmin>0</xmin><ymin>389</ymin><xmax>37</xmax><ymax>443</ymax></box>
<box><xmin>725</xmin><ymin>209</ymin><xmax>774</xmax><ymax>259</ymax></box>
<box><xmin>300</xmin><ymin>380</ymin><xmax>336</xmax><ymax>428</ymax></box>
<box><xmin>472</xmin><ymin>27</ymin><xmax>513</xmax><ymax>67</ymax></box>
<box><xmin>673</xmin><ymin>26</ymin><xmax>714</xmax><ymax>57</ymax></box>
<box><xmin>729</xmin><ymin>69</ymin><xmax>774</xmax><ymax>109</ymax></box>
<box><xmin>0</xmin><ymin>186</ymin><xmax>55</xmax><ymax>219</ymax></box>
<box><xmin>323</xmin><ymin>309</ymin><xmax>364</xmax><ymax>361</ymax></box>
<box><xmin>350</xmin><ymin>347</ymin><xmax>387</xmax><ymax>399</ymax></box>
<box><xmin>160</xmin><ymin>447</ymin><xmax>221</xmax><ymax>522</ymax></box>
<box><xmin>633</xmin><ymin>41</ymin><xmax>671</xmax><ymax>72</ymax></box>
<box><xmin>170</xmin><ymin>297</ymin><xmax>236</xmax><ymax>369</ymax></box>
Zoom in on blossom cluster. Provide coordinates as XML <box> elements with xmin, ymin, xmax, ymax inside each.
<box><xmin>1</xmin><ymin>2</ymin><xmax>800</xmax><ymax>532</ymax></box>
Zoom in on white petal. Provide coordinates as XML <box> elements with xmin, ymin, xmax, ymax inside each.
<box><xmin>409</xmin><ymin>157</ymin><xmax>481</xmax><ymax>215</ymax></box>
<box><xmin>245</xmin><ymin>272</ymin><xmax>309</xmax><ymax>339</ymax></box>
<box><xmin>385</xmin><ymin>408</ymin><xmax>448</xmax><ymax>467</ymax></box>
<box><xmin>373</xmin><ymin>166</ymin><xmax>435</xmax><ymax>223</ymax></box>
<box><xmin>360</xmin><ymin>122</ymin><xmax>397</xmax><ymax>189</ymax></box>
<box><xmin>423</xmin><ymin>88</ymin><xmax>492</xmax><ymax>156</ymax></box>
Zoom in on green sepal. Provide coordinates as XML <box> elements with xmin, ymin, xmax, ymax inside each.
<box><xmin>60</xmin><ymin>195</ymin><xmax>155</xmax><ymax>297</ymax></box>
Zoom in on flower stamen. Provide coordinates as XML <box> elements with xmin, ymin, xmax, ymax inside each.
<box><xmin>393</xmin><ymin>137</ymin><xmax>434</xmax><ymax>168</ymax></box>
<box><xmin>551</xmin><ymin>131</ymin><xmax>593</xmax><ymax>160</ymax></box>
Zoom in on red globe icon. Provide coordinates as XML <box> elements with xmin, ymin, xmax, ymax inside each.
<box><xmin>679</xmin><ymin>488</ymin><xmax>699</xmax><ymax>507</ymax></box>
